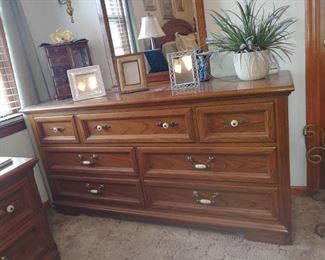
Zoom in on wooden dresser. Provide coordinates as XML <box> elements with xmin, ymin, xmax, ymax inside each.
<box><xmin>0</xmin><ymin>157</ymin><xmax>60</xmax><ymax>260</ymax></box>
<box><xmin>22</xmin><ymin>71</ymin><xmax>294</xmax><ymax>244</ymax></box>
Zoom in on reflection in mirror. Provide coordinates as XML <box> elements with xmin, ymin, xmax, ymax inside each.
<box><xmin>99</xmin><ymin>0</ymin><xmax>202</xmax><ymax>79</ymax></box>
<box><xmin>123</xmin><ymin>61</ymin><xmax>140</xmax><ymax>85</ymax></box>
<box><xmin>173</xmin><ymin>55</ymin><xmax>193</xmax><ymax>84</ymax></box>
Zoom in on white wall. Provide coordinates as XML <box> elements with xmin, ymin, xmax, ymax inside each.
<box><xmin>0</xmin><ymin>130</ymin><xmax>49</xmax><ymax>202</ymax></box>
<box><xmin>20</xmin><ymin>0</ymin><xmax>115</xmax><ymax>99</ymax></box>
<box><xmin>204</xmin><ymin>0</ymin><xmax>306</xmax><ymax>186</ymax></box>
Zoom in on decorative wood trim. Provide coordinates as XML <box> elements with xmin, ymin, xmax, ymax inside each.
<box><xmin>305</xmin><ymin>0</ymin><xmax>323</xmax><ymax>191</ymax></box>
<box><xmin>43</xmin><ymin>200</ymin><xmax>52</xmax><ymax>211</ymax></box>
<box><xmin>291</xmin><ymin>186</ymin><xmax>308</xmax><ymax>197</ymax></box>
<box><xmin>0</xmin><ymin>115</ymin><xmax>26</xmax><ymax>138</ymax></box>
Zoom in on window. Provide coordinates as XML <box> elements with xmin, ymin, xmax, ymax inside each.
<box><xmin>104</xmin><ymin>0</ymin><xmax>133</xmax><ymax>56</ymax></box>
<box><xmin>0</xmin><ymin>17</ymin><xmax>20</xmax><ymax>118</ymax></box>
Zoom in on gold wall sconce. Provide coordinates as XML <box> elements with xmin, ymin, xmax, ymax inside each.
<box><xmin>58</xmin><ymin>0</ymin><xmax>74</xmax><ymax>23</ymax></box>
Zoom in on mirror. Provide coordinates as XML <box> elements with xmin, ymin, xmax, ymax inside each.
<box><xmin>97</xmin><ymin>0</ymin><xmax>206</xmax><ymax>84</ymax></box>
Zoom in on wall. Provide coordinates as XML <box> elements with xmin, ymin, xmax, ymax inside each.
<box><xmin>204</xmin><ymin>0</ymin><xmax>306</xmax><ymax>186</ymax></box>
<box><xmin>0</xmin><ymin>130</ymin><xmax>49</xmax><ymax>202</ymax></box>
<box><xmin>20</xmin><ymin>0</ymin><xmax>115</xmax><ymax>99</ymax></box>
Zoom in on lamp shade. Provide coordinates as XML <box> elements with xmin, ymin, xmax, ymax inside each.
<box><xmin>138</xmin><ymin>15</ymin><xmax>165</xmax><ymax>40</ymax></box>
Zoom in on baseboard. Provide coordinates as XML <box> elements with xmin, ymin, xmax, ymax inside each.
<box><xmin>291</xmin><ymin>186</ymin><xmax>307</xmax><ymax>197</ymax></box>
<box><xmin>43</xmin><ymin>200</ymin><xmax>52</xmax><ymax>211</ymax></box>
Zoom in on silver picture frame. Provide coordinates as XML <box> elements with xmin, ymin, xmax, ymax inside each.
<box><xmin>167</xmin><ymin>50</ymin><xmax>200</xmax><ymax>90</ymax></box>
<box><xmin>67</xmin><ymin>65</ymin><xmax>106</xmax><ymax>102</ymax></box>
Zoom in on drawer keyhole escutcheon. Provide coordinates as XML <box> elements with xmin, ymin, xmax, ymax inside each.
<box><xmin>85</xmin><ymin>183</ymin><xmax>104</xmax><ymax>195</ymax></box>
<box><xmin>192</xmin><ymin>191</ymin><xmax>219</xmax><ymax>205</ymax></box>
<box><xmin>157</xmin><ymin>122</ymin><xmax>178</xmax><ymax>129</ymax></box>
<box><xmin>95</xmin><ymin>124</ymin><xmax>111</xmax><ymax>132</ymax></box>
<box><xmin>78</xmin><ymin>154</ymin><xmax>97</xmax><ymax>166</ymax></box>
<box><xmin>51</xmin><ymin>127</ymin><xmax>65</xmax><ymax>133</ymax></box>
<box><xmin>6</xmin><ymin>204</ymin><xmax>15</xmax><ymax>214</ymax></box>
<box><xmin>186</xmin><ymin>155</ymin><xmax>215</xmax><ymax>170</ymax></box>
<box><xmin>225</xmin><ymin>119</ymin><xmax>248</xmax><ymax>128</ymax></box>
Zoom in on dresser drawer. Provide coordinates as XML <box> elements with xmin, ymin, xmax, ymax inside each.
<box><xmin>144</xmin><ymin>180</ymin><xmax>279</xmax><ymax>222</ymax></box>
<box><xmin>138</xmin><ymin>147</ymin><xmax>277</xmax><ymax>183</ymax></box>
<box><xmin>33</xmin><ymin>115</ymin><xmax>79</xmax><ymax>144</ymax></box>
<box><xmin>0</xmin><ymin>178</ymin><xmax>39</xmax><ymax>238</ymax></box>
<box><xmin>196</xmin><ymin>102</ymin><xmax>275</xmax><ymax>143</ymax></box>
<box><xmin>44</xmin><ymin>147</ymin><xmax>138</xmax><ymax>177</ymax></box>
<box><xmin>52</xmin><ymin>175</ymin><xmax>144</xmax><ymax>207</ymax></box>
<box><xmin>76</xmin><ymin>108</ymin><xmax>195</xmax><ymax>143</ymax></box>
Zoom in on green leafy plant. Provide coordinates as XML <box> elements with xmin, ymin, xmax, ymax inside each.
<box><xmin>208</xmin><ymin>0</ymin><xmax>296</xmax><ymax>61</ymax></box>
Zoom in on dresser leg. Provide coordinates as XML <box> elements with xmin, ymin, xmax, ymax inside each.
<box><xmin>244</xmin><ymin>230</ymin><xmax>292</xmax><ymax>245</ymax></box>
<box><xmin>54</xmin><ymin>205</ymin><xmax>80</xmax><ymax>216</ymax></box>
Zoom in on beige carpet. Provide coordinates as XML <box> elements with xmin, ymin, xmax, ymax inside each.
<box><xmin>49</xmin><ymin>197</ymin><xmax>325</xmax><ymax>260</ymax></box>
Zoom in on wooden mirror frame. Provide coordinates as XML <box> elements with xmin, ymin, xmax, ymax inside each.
<box><xmin>96</xmin><ymin>0</ymin><xmax>207</xmax><ymax>86</ymax></box>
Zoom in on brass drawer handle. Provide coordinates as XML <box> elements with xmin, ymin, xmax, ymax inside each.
<box><xmin>51</xmin><ymin>127</ymin><xmax>65</xmax><ymax>133</ymax></box>
<box><xmin>85</xmin><ymin>183</ymin><xmax>104</xmax><ymax>195</ymax></box>
<box><xmin>157</xmin><ymin>122</ymin><xmax>178</xmax><ymax>129</ymax></box>
<box><xmin>192</xmin><ymin>191</ymin><xmax>219</xmax><ymax>205</ymax></box>
<box><xmin>78</xmin><ymin>154</ymin><xmax>97</xmax><ymax>166</ymax></box>
<box><xmin>6</xmin><ymin>204</ymin><xmax>15</xmax><ymax>214</ymax></box>
<box><xmin>186</xmin><ymin>155</ymin><xmax>215</xmax><ymax>170</ymax></box>
<box><xmin>94</xmin><ymin>124</ymin><xmax>111</xmax><ymax>132</ymax></box>
<box><xmin>224</xmin><ymin>119</ymin><xmax>248</xmax><ymax>128</ymax></box>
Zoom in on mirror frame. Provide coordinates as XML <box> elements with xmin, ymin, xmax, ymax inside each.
<box><xmin>96</xmin><ymin>0</ymin><xmax>207</xmax><ymax>86</ymax></box>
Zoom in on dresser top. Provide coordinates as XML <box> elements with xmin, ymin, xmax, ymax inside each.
<box><xmin>22</xmin><ymin>71</ymin><xmax>294</xmax><ymax>114</ymax></box>
<box><xmin>0</xmin><ymin>157</ymin><xmax>38</xmax><ymax>182</ymax></box>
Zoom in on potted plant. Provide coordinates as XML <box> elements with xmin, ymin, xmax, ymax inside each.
<box><xmin>208</xmin><ymin>0</ymin><xmax>296</xmax><ymax>81</ymax></box>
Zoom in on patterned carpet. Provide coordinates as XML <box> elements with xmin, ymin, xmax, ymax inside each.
<box><xmin>48</xmin><ymin>196</ymin><xmax>325</xmax><ymax>260</ymax></box>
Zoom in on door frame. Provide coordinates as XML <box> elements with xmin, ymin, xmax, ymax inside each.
<box><xmin>306</xmin><ymin>0</ymin><xmax>323</xmax><ymax>191</ymax></box>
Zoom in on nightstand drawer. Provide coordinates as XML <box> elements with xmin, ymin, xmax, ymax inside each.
<box><xmin>76</xmin><ymin>108</ymin><xmax>195</xmax><ymax>143</ymax></box>
<box><xmin>196</xmin><ymin>102</ymin><xmax>275</xmax><ymax>143</ymax></box>
<box><xmin>52</xmin><ymin>175</ymin><xmax>144</xmax><ymax>207</ymax></box>
<box><xmin>44</xmin><ymin>147</ymin><xmax>138</xmax><ymax>177</ymax></box>
<box><xmin>33</xmin><ymin>115</ymin><xmax>79</xmax><ymax>144</ymax></box>
<box><xmin>144</xmin><ymin>180</ymin><xmax>279</xmax><ymax>222</ymax></box>
<box><xmin>0</xmin><ymin>178</ymin><xmax>39</xmax><ymax>238</ymax></box>
<box><xmin>138</xmin><ymin>147</ymin><xmax>277</xmax><ymax>183</ymax></box>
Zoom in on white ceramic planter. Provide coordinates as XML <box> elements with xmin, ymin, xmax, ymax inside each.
<box><xmin>233</xmin><ymin>50</ymin><xmax>270</xmax><ymax>81</ymax></box>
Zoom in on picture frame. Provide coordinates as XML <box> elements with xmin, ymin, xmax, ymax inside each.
<box><xmin>175</xmin><ymin>0</ymin><xmax>184</xmax><ymax>11</ymax></box>
<box><xmin>67</xmin><ymin>65</ymin><xmax>106</xmax><ymax>102</ymax></box>
<box><xmin>143</xmin><ymin>0</ymin><xmax>156</xmax><ymax>11</ymax></box>
<box><xmin>167</xmin><ymin>50</ymin><xmax>200</xmax><ymax>90</ymax></box>
<box><xmin>116</xmin><ymin>53</ymin><xmax>148</xmax><ymax>94</ymax></box>
<box><xmin>161</xmin><ymin>0</ymin><xmax>175</xmax><ymax>19</ymax></box>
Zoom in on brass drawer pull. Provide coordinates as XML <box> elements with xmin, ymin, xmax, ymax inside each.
<box><xmin>78</xmin><ymin>154</ymin><xmax>97</xmax><ymax>166</ymax></box>
<box><xmin>94</xmin><ymin>124</ymin><xmax>111</xmax><ymax>132</ymax></box>
<box><xmin>85</xmin><ymin>183</ymin><xmax>104</xmax><ymax>195</ymax></box>
<box><xmin>51</xmin><ymin>127</ymin><xmax>65</xmax><ymax>133</ymax></box>
<box><xmin>225</xmin><ymin>119</ymin><xmax>248</xmax><ymax>128</ymax></box>
<box><xmin>157</xmin><ymin>122</ymin><xmax>178</xmax><ymax>129</ymax></box>
<box><xmin>186</xmin><ymin>155</ymin><xmax>215</xmax><ymax>170</ymax></box>
<box><xmin>192</xmin><ymin>191</ymin><xmax>219</xmax><ymax>205</ymax></box>
<box><xmin>6</xmin><ymin>204</ymin><xmax>15</xmax><ymax>214</ymax></box>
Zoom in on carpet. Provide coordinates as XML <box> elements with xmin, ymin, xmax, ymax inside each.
<box><xmin>48</xmin><ymin>197</ymin><xmax>325</xmax><ymax>260</ymax></box>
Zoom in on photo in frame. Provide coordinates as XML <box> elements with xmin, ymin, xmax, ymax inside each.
<box><xmin>143</xmin><ymin>0</ymin><xmax>156</xmax><ymax>11</ymax></box>
<box><xmin>67</xmin><ymin>65</ymin><xmax>106</xmax><ymax>101</ymax></box>
<box><xmin>161</xmin><ymin>0</ymin><xmax>174</xmax><ymax>19</ymax></box>
<box><xmin>116</xmin><ymin>53</ymin><xmax>148</xmax><ymax>94</ymax></box>
<box><xmin>167</xmin><ymin>50</ymin><xmax>200</xmax><ymax>90</ymax></box>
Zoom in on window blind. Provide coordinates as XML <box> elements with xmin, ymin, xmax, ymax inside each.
<box><xmin>105</xmin><ymin>0</ymin><xmax>131</xmax><ymax>56</ymax></box>
<box><xmin>0</xmin><ymin>18</ymin><xmax>20</xmax><ymax>117</ymax></box>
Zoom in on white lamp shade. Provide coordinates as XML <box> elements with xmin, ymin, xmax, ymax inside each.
<box><xmin>138</xmin><ymin>16</ymin><xmax>165</xmax><ymax>40</ymax></box>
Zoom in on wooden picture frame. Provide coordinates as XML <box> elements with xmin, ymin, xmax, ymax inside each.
<box><xmin>161</xmin><ymin>0</ymin><xmax>175</xmax><ymax>19</ymax></box>
<box><xmin>67</xmin><ymin>65</ymin><xmax>106</xmax><ymax>101</ymax></box>
<box><xmin>143</xmin><ymin>0</ymin><xmax>156</xmax><ymax>11</ymax></box>
<box><xmin>116</xmin><ymin>53</ymin><xmax>148</xmax><ymax>93</ymax></box>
